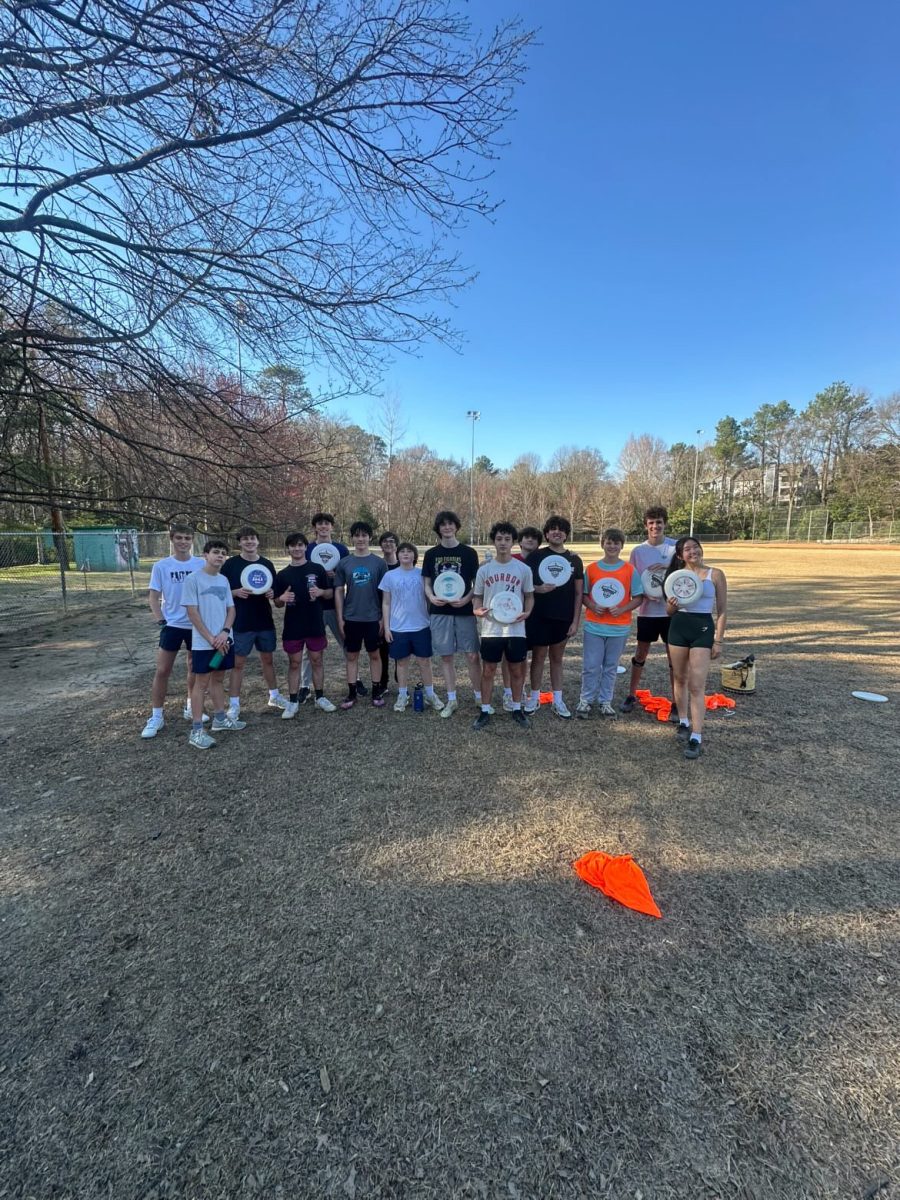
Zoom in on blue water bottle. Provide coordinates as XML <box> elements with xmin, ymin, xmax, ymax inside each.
<box><xmin>413</xmin><ymin>684</ymin><xmax>424</xmax><ymax>712</ymax></box>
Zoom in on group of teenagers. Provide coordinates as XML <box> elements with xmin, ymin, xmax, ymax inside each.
<box><xmin>141</xmin><ymin>506</ymin><xmax>727</xmax><ymax>759</ymax></box>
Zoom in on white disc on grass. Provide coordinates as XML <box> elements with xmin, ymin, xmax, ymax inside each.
<box><xmin>538</xmin><ymin>554</ymin><xmax>573</xmax><ymax>586</ymax></box>
<box><xmin>240</xmin><ymin>563</ymin><xmax>273</xmax><ymax>594</ymax></box>
<box><xmin>851</xmin><ymin>691</ymin><xmax>888</xmax><ymax>703</ymax></box>
<box><xmin>616</xmin><ymin>665</ymin><xmax>627</xmax><ymax>674</ymax></box>
<box><xmin>489</xmin><ymin>591</ymin><xmax>524</xmax><ymax>624</ymax></box>
<box><xmin>433</xmin><ymin>570</ymin><xmax>465</xmax><ymax>601</ymax></box>
<box><xmin>590</xmin><ymin>577</ymin><xmax>626</xmax><ymax>608</ymax></box>
<box><xmin>664</xmin><ymin>569</ymin><xmax>702</xmax><ymax>605</ymax></box>
<box><xmin>310</xmin><ymin>543</ymin><xmax>341</xmax><ymax>571</ymax></box>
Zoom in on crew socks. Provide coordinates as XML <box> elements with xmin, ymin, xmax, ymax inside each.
<box><xmin>691</xmin><ymin>732</ymin><xmax>702</xmax><ymax>743</ymax></box>
<box><xmin>473</xmin><ymin>691</ymin><xmax>482</xmax><ymax>703</ymax></box>
<box><xmin>503</xmin><ymin>687</ymin><xmax>512</xmax><ymax>700</ymax></box>
<box><xmin>511</xmin><ymin>701</ymin><xmax>522</xmax><ymax>711</ymax></box>
<box><xmin>398</xmin><ymin>687</ymin><xmax>409</xmax><ymax>699</ymax></box>
<box><xmin>481</xmin><ymin>703</ymin><xmax>492</xmax><ymax>713</ymax></box>
<box><xmin>229</xmin><ymin>696</ymin><xmax>240</xmax><ymax>713</ymax></box>
<box><xmin>447</xmin><ymin>690</ymin><xmax>457</xmax><ymax>703</ymax></box>
<box><xmin>680</xmin><ymin>718</ymin><xmax>690</xmax><ymax>728</ymax></box>
<box><xmin>553</xmin><ymin>690</ymin><xmax>562</xmax><ymax>705</ymax></box>
<box><xmin>153</xmin><ymin>707</ymin><xmax>164</xmax><ymax>719</ymax></box>
<box><xmin>268</xmin><ymin>688</ymin><xmax>280</xmax><ymax>701</ymax></box>
<box><xmin>192</xmin><ymin>721</ymin><xmax>202</xmax><ymax>733</ymax></box>
<box><xmin>315</xmin><ymin>689</ymin><xmax>324</xmax><ymax>700</ymax></box>
<box><xmin>214</xmin><ymin>710</ymin><xmax>225</xmax><ymax>723</ymax></box>
<box><xmin>290</xmin><ymin>692</ymin><xmax>299</xmax><ymax>703</ymax></box>
<box><xmin>347</xmin><ymin>683</ymin><xmax>357</xmax><ymax>699</ymax></box>
<box><xmin>424</xmin><ymin>685</ymin><xmax>435</xmax><ymax>698</ymax></box>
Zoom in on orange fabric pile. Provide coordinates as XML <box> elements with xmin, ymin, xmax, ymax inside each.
<box><xmin>573</xmin><ymin>851</ymin><xmax>662</xmax><ymax>918</ymax></box>
<box><xmin>633</xmin><ymin>689</ymin><xmax>735</xmax><ymax>720</ymax></box>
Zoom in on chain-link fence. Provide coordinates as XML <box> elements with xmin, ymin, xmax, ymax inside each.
<box><xmin>740</xmin><ymin>506</ymin><xmax>898</xmax><ymax>542</ymax></box>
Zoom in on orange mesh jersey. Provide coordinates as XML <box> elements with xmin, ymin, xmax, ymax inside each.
<box><xmin>573</xmin><ymin>850</ymin><xmax>662</xmax><ymax>918</ymax></box>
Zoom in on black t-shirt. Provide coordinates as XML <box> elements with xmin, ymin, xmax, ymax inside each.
<box><xmin>421</xmin><ymin>543</ymin><xmax>480</xmax><ymax>617</ymax></box>
<box><xmin>273</xmin><ymin>563</ymin><xmax>328</xmax><ymax>639</ymax></box>
<box><xmin>221</xmin><ymin>555</ymin><xmax>277</xmax><ymax>633</ymax></box>
<box><xmin>525</xmin><ymin>547</ymin><xmax>584</xmax><ymax>623</ymax></box>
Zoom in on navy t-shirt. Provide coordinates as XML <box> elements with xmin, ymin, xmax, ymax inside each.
<box><xmin>221</xmin><ymin>555</ymin><xmax>277</xmax><ymax>633</ymax></box>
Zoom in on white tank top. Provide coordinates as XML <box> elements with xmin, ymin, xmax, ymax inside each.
<box><xmin>681</xmin><ymin>569</ymin><xmax>716</xmax><ymax>614</ymax></box>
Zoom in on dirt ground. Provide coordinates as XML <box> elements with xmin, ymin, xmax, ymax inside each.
<box><xmin>1</xmin><ymin>543</ymin><xmax>898</xmax><ymax>1200</ymax></box>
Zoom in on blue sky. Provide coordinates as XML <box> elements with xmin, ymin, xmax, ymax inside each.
<box><xmin>325</xmin><ymin>0</ymin><xmax>900</xmax><ymax>470</ymax></box>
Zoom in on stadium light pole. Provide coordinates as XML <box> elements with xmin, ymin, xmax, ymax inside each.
<box><xmin>466</xmin><ymin>410</ymin><xmax>481</xmax><ymax>544</ymax></box>
<box><xmin>689</xmin><ymin>429</ymin><xmax>704</xmax><ymax>537</ymax></box>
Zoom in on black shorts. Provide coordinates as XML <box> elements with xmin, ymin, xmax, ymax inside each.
<box><xmin>344</xmin><ymin>619</ymin><xmax>381</xmax><ymax>653</ymax></box>
<box><xmin>636</xmin><ymin>616</ymin><xmax>671</xmax><ymax>645</ymax></box>
<box><xmin>480</xmin><ymin>636</ymin><xmax>528</xmax><ymax>664</ymax></box>
<box><xmin>526</xmin><ymin>615</ymin><xmax>570</xmax><ymax>648</ymax></box>
<box><xmin>667</xmin><ymin>612</ymin><xmax>715</xmax><ymax>650</ymax></box>
<box><xmin>159</xmin><ymin>625</ymin><xmax>192</xmax><ymax>652</ymax></box>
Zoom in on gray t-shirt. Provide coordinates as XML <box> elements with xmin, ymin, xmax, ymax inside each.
<box><xmin>630</xmin><ymin>538</ymin><xmax>677</xmax><ymax>618</ymax></box>
<box><xmin>334</xmin><ymin>553</ymin><xmax>387</xmax><ymax>622</ymax></box>
<box><xmin>181</xmin><ymin>569</ymin><xmax>234</xmax><ymax>650</ymax></box>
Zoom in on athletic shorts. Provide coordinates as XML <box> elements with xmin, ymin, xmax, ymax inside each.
<box><xmin>388</xmin><ymin>627</ymin><xmax>433</xmax><ymax>660</ymax></box>
<box><xmin>159</xmin><ymin>625</ymin><xmax>192</xmax><ymax>652</ymax></box>
<box><xmin>191</xmin><ymin>646</ymin><xmax>235</xmax><ymax>674</ymax></box>
<box><xmin>283</xmin><ymin>635</ymin><xmax>327</xmax><ymax>655</ymax></box>
<box><xmin>667</xmin><ymin>611</ymin><xmax>715</xmax><ymax>650</ymax></box>
<box><xmin>233</xmin><ymin>628</ymin><xmax>276</xmax><ymax>657</ymax></box>
<box><xmin>480</xmin><ymin>636</ymin><xmax>528</xmax><ymax>664</ymax></box>
<box><xmin>430</xmin><ymin>614</ymin><xmax>479</xmax><ymax>656</ymax></box>
<box><xmin>636</xmin><ymin>616</ymin><xmax>671</xmax><ymax>645</ymax></box>
<box><xmin>526</xmin><ymin>615</ymin><xmax>570</xmax><ymax>648</ymax></box>
<box><xmin>343</xmin><ymin>619</ymin><xmax>381</xmax><ymax>653</ymax></box>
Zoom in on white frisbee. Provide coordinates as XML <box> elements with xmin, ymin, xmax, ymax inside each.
<box><xmin>640</xmin><ymin>565</ymin><xmax>667</xmax><ymax>600</ymax></box>
<box><xmin>433</xmin><ymin>570</ymin><xmax>465</xmax><ymax>601</ymax></box>
<box><xmin>616</xmin><ymin>665</ymin><xmax>626</xmax><ymax>674</ymax></box>
<box><xmin>590</xmin><ymin>577</ymin><xmax>625</xmax><ymax>608</ymax></box>
<box><xmin>310</xmin><ymin>543</ymin><xmax>340</xmax><ymax>571</ymax></box>
<box><xmin>851</xmin><ymin>691</ymin><xmax>888</xmax><ymax>703</ymax></box>
<box><xmin>240</xmin><ymin>563</ymin><xmax>273</xmax><ymax>595</ymax></box>
<box><xmin>664</xmin><ymin>569</ymin><xmax>702</xmax><ymax>605</ymax></box>
<box><xmin>538</xmin><ymin>554</ymin><xmax>573</xmax><ymax>586</ymax></box>
<box><xmin>489</xmin><ymin>591</ymin><xmax>524</xmax><ymax>624</ymax></box>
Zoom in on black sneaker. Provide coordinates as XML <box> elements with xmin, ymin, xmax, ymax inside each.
<box><xmin>355</xmin><ymin>680</ymin><xmax>369</xmax><ymax>698</ymax></box>
<box><xmin>676</xmin><ymin>722</ymin><xmax>692</xmax><ymax>745</ymax></box>
<box><xmin>472</xmin><ymin>711</ymin><xmax>491</xmax><ymax>731</ymax></box>
<box><xmin>684</xmin><ymin>737</ymin><xmax>703</xmax><ymax>759</ymax></box>
<box><xmin>668</xmin><ymin>704</ymin><xmax>680</xmax><ymax>724</ymax></box>
<box><xmin>511</xmin><ymin>709</ymin><xmax>530</xmax><ymax>729</ymax></box>
<box><xmin>297</xmin><ymin>687</ymin><xmax>310</xmax><ymax>705</ymax></box>
<box><xmin>620</xmin><ymin>694</ymin><xmax>637</xmax><ymax>713</ymax></box>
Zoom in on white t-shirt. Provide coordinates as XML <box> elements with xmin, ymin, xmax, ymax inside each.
<box><xmin>474</xmin><ymin>557</ymin><xmax>534</xmax><ymax>638</ymax></box>
<box><xmin>379</xmin><ymin>567</ymin><xmax>429</xmax><ymax>632</ymax></box>
<box><xmin>630</xmin><ymin>538</ymin><xmax>677</xmax><ymax>618</ymax></box>
<box><xmin>148</xmin><ymin>554</ymin><xmax>206</xmax><ymax>628</ymax></box>
<box><xmin>181</xmin><ymin>569</ymin><xmax>233</xmax><ymax>650</ymax></box>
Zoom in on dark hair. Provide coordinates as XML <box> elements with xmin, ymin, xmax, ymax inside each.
<box><xmin>489</xmin><ymin>521</ymin><xmax>518</xmax><ymax>542</ymax></box>
<box><xmin>379</xmin><ymin>530</ymin><xmax>399</xmax><ymax>546</ymax></box>
<box><xmin>644</xmin><ymin>506</ymin><xmax>668</xmax><ymax>523</ymax></box>
<box><xmin>543</xmin><ymin>515</ymin><xmax>571</xmax><ymax>537</ymax></box>
<box><xmin>311</xmin><ymin>512</ymin><xmax>334</xmax><ymax>526</ymax></box>
<box><xmin>601</xmin><ymin>527</ymin><xmax>625</xmax><ymax>545</ymax></box>
<box><xmin>665</xmin><ymin>535</ymin><xmax>703</xmax><ymax>580</ymax></box>
<box><xmin>519</xmin><ymin>526</ymin><xmax>543</xmax><ymax>544</ymax></box>
<box><xmin>349</xmin><ymin>520</ymin><xmax>373</xmax><ymax>538</ymax></box>
<box><xmin>236</xmin><ymin>525</ymin><xmax>259</xmax><ymax>540</ymax></box>
<box><xmin>169</xmin><ymin>523</ymin><xmax>194</xmax><ymax>537</ymax></box>
<box><xmin>433</xmin><ymin>510</ymin><xmax>461</xmax><ymax>535</ymax></box>
<box><xmin>203</xmin><ymin>539</ymin><xmax>228</xmax><ymax>553</ymax></box>
<box><xmin>397</xmin><ymin>541</ymin><xmax>418</xmax><ymax>563</ymax></box>
<box><xmin>285</xmin><ymin>532</ymin><xmax>308</xmax><ymax>548</ymax></box>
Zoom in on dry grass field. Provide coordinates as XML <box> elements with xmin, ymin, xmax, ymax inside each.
<box><xmin>1</xmin><ymin>543</ymin><xmax>898</xmax><ymax>1200</ymax></box>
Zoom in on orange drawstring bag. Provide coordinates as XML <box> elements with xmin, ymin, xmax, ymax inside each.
<box><xmin>572</xmin><ymin>851</ymin><xmax>662</xmax><ymax>918</ymax></box>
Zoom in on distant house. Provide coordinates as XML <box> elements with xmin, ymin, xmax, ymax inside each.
<box><xmin>701</xmin><ymin>463</ymin><xmax>819</xmax><ymax>505</ymax></box>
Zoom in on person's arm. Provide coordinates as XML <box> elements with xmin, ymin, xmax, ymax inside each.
<box><xmin>185</xmin><ymin>603</ymin><xmax>229</xmax><ymax>652</ymax></box>
<box><xmin>381</xmin><ymin>586</ymin><xmax>393</xmax><ymax>642</ymax></box>
<box><xmin>148</xmin><ymin>588</ymin><xmax>164</xmax><ymax>623</ymax></box>
<box><xmin>711</xmin><ymin>569</ymin><xmax>728</xmax><ymax>659</ymax></box>
<box><xmin>272</xmin><ymin>573</ymin><xmax>292</xmax><ymax>608</ymax></box>
<box><xmin>472</xmin><ymin>592</ymin><xmax>487</xmax><ymax>618</ymax></box>
<box><xmin>333</xmin><ymin>568</ymin><xmax>346</xmax><ymax>632</ymax></box>
<box><xmin>568</xmin><ymin>577</ymin><xmax>583</xmax><ymax>637</ymax></box>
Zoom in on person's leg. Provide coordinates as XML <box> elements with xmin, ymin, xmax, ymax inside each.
<box><xmin>547</xmin><ymin>641</ymin><xmax>566</xmax><ymax>691</ymax></box>
<box><xmin>150</xmin><ymin>647</ymin><xmax>178</xmax><ymax>708</ymax></box>
<box><xmin>627</xmin><ymin>639</ymin><xmax>652</xmax><ymax>697</ymax></box>
<box><xmin>287</xmin><ymin>652</ymin><xmax>302</xmax><ymax>696</ymax></box>
<box><xmin>509</xmin><ymin>659</ymin><xmax>527</xmax><ymax>702</ymax></box>
<box><xmin>418</xmin><ymin>656</ymin><xmax>434</xmax><ymax>687</ymax></box>
<box><xmin>441</xmin><ymin>653</ymin><xmax>457</xmax><ymax>693</ymax></box>
<box><xmin>479</xmin><ymin>660</ymin><xmax>497</xmax><ymax>706</ymax></box>
<box><xmin>345</xmin><ymin>652</ymin><xmax>360</xmax><ymax>687</ymax></box>
<box><xmin>228</xmin><ymin>654</ymin><xmax>248</xmax><ymax>707</ymax></box>
<box><xmin>501</xmin><ymin>658</ymin><xmax>511</xmax><ymax>690</ymax></box>
<box><xmin>598</xmin><ymin>635</ymin><xmax>627</xmax><ymax>706</ymax></box>
<box><xmin>379</xmin><ymin>639</ymin><xmax>390</xmax><ymax>690</ymax></box>
<box><xmin>669</xmin><ymin>644</ymin><xmax>690</xmax><ymax>725</ymax></box>
<box><xmin>260</xmin><ymin>650</ymin><xmax>278</xmax><ymax>690</ymax></box>
<box><xmin>579</xmin><ymin>636</ymin><xmax>603</xmax><ymax>705</ymax></box>
<box><xmin>529</xmin><ymin>644</ymin><xmax>547</xmax><ymax>695</ymax></box>
<box><xmin>466</xmin><ymin>651</ymin><xmax>482</xmax><ymax>699</ymax></box>
<box><xmin>190</xmin><ymin>672</ymin><xmax>210</xmax><ymax>725</ymax></box>
<box><xmin>396</xmin><ymin>656</ymin><xmax>410</xmax><ymax>690</ymax></box>
<box><xmin>208</xmin><ymin>670</ymin><xmax>227</xmax><ymax>717</ymax></box>
<box><xmin>310</xmin><ymin>650</ymin><xmax>325</xmax><ymax>691</ymax></box>
<box><xmin>687</xmin><ymin>647</ymin><xmax>712</xmax><ymax>738</ymax></box>
<box><xmin>367</xmin><ymin>648</ymin><xmax>382</xmax><ymax>686</ymax></box>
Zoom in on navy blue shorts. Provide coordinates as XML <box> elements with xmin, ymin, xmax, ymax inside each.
<box><xmin>388</xmin><ymin>627</ymin><xmax>433</xmax><ymax>660</ymax></box>
<box><xmin>159</xmin><ymin>625</ymin><xmax>192</xmax><ymax>652</ymax></box>
<box><xmin>192</xmin><ymin>647</ymin><xmax>235</xmax><ymax>674</ymax></box>
<box><xmin>233</xmin><ymin>628</ymin><xmax>276</xmax><ymax>657</ymax></box>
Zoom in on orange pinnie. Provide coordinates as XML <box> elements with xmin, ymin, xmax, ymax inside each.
<box><xmin>573</xmin><ymin>851</ymin><xmax>662</xmax><ymax>918</ymax></box>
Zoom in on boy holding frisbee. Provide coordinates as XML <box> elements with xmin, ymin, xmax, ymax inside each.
<box><xmin>333</xmin><ymin>521</ymin><xmax>388</xmax><ymax>706</ymax></box>
<box><xmin>379</xmin><ymin>542</ymin><xmax>444</xmax><ymax>711</ymax></box>
<box><xmin>421</xmin><ymin>510</ymin><xmax>483</xmax><ymax>719</ymax></box>
<box><xmin>182</xmin><ymin>539</ymin><xmax>245</xmax><ymax>749</ymax></box>
<box><xmin>301</xmin><ymin>512</ymin><xmax>351</xmax><ymax>701</ymax></box>
<box><xmin>501</xmin><ymin>525</ymin><xmax>542</xmax><ymax>709</ymax></box>
<box><xmin>472</xmin><ymin>522</ymin><xmax>535</xmax><ymax>730</ymax></box>
<box><xmin>578</xmin><ymin>528</ymin><xmax>643</xmax><ymax>719</ymax></box>
<box><xmin>222</xmin><ymin>526</ymin><xmax>286</xmax><ymax>717</ymax></box>
<box><xmin>141</xmin><ymin>523</ymin><xmax>206</xmax><ymax>738</ymax></box>
<box><xmin>621</xmin><ymin>505</ymin><xmax>678</xmax><ymax>716</ymax></box>
<box><xmin>273</xmin><ymin>533</ymin><xmax>336</xmax><ymax>718</ymax></box>
<box><xmin>377</xmin><ymin>531</ymin><xmax>401</xmax><ymax>690</ymax></box>
<box><xmin>524</xmin><ymin>515</ymin><xmax>584</xmax><ymax>719</ymax></box>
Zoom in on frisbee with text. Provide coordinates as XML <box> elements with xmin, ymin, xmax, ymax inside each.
<box><xmin>240</xmin><ymin>563</ymin><xmax>273</xmax><ymax>595</ymax></box>
<box><xmin>538</xmin><ymin>554</ymin><xmax>573</xmax><ymax>586</ymax></box>
<box><xmin>640</xmin><ymin>565</ymin><xmax>667</xmax><ymax>600</ymax></box>
<box><xmin>489</xmin><ymin>591</ymin><xmax>524</xmax><ymax>624</ymax></box>
<box><xmin>664</xmin><ymin>569</ymin><xmax>702</xmax><ymax>605</ymax></box>
<box><xmin>310</xmin><ymin>543</ymin><xmax>340</xmax><ymax>571</ymax></box>
<box><xmin>433</xmin><ymin>570</ymin><xmax>465</xmax><ymax>601</ymax></box>
<box><xmin>590</xmin><ymin>577</ymin><xmax>625</xmax><ymax>608</ymax></box>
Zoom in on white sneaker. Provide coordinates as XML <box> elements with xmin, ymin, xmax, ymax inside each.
<box><xmin>394</xmin><ymin>694</ymin><xmax>410</xmax><ymax>712</ymax></box>
<box><xmin>440</xmin><ymin>698</ymin><xmax>458</xmax><ymax>719</ymax></box>
<box><xmin>575</xmin><ymin>701</ymin><xmax>591</xmax><ymax>720</ymax></box>
<box><xmin>189</xmin><ymin>730</ymin><xmax>216</xmax><ymax>749</ymax></box>
<box><xmin>226</xmin><ymin>703</ymin><xmax>240</xmax><ymax>721</ymax></box>
<box><xmin>315</xmin><ymin>696</ymin><xmax>337</xmax><ymax>713</ymax></box>
<box><xmin>523</xmin><ymin>694</ymin><xmax>540</xmax><ymax>714</ymax></box>
<box><xmin>281</xmin><ymin>701</ymin><xmax>299</xmax><ymax>720</ymax></box>
<box><xmin>182</xmin><ymin>705</ymin><xmax>209</xmax><ymax>723</ymax></box>
<box><xmin>502</xmin><ymin>694</ymin><xmax>515</xmax><ymax>712</ymax></box>
<box><xmin>267</xmin><ymin>694</ymin><xmax>287</xmax><ymax>710</ymax></box>
<box><xmin>211</xmin><ymin>715</ymin><xmax>247</xmax><ymax>731</ymax></box>
<box><xmin>552</xmin><ymin>699</ymin><xmax>572</xmax><ymax>720</ymax></box>
<box><xmin>598</xmin><ymin>702</ymin><xmax>618</xmax><ymax>719</ymax></box>
<box><xmin>141</xmin><ymin>715</ymin><xmax>164</xmax><ymax>739</ymax></box>
<box><xmin>424</xmin><ymin>693</ymin><xmax>445</xmax><ymax>711</ymax></box>
<box><xmin>480</xmin><ymin>704</ymin><xmax>496</xmax><ymax>715</ymax></box>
